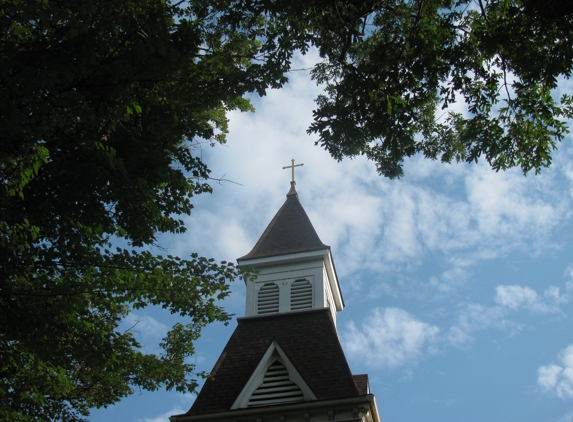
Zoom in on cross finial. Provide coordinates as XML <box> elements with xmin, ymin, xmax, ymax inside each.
<box><xmin>282</xmin><ymin>159</ymin><xmax>304</xmax><ymax>183</ymax></box>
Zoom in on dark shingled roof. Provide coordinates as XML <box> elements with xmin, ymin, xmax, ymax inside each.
<box><xmin>185</xmin><ymin>309</ymin><xmax>360</xmax><ymax>415</ymax></box>
<box><xmin>238</xmin><ymin>182</ymin><xmax>328</xmax><ymax>261</ymax></box>
<box><xmin>353</xmin><ymin>374</ymin><xmax>370</xmax><ymax>395</ymax></box>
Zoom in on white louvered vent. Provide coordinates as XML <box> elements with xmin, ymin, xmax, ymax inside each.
<box><xmin>290</xmin><ymin>279</ymin><xmax>312</xmax><ymax>311</ymax></box>
<box><xmin>248</xmin><ymin>360</ymin><xmax>304</xmax><ymax>407</ymax></box>
<box><xmin>257</xmin><ymin>283</ymin><xmax>279</xmax><ymax>315</ymax></box>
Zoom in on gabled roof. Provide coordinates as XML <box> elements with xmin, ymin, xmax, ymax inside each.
<box><xmin>182</xmin><ymin>309</ymin><xmax>361</xmax><ymax>416</ymax></box>
<box><xmin>238</xmin><ymin>182</ymin><xmax>328</xmax><ymax>261</ymax></box>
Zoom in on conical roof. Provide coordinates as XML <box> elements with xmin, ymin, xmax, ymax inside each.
<box><xmin>238</xmin><ymin>182</ymin><xmax>329</xmax><ymax>261</ymax></box>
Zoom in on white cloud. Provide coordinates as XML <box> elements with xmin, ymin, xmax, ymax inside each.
<box><xmin>449</xmin><ymin>281</ymin><xmax>572</xmax><ymax>347</ymax></box>
<box><xmin>171</xmin><ymin>209</ymin><xmax>254</xmax><ymax>261</ymax></box>
<box><xmin>343</xmin><ymin>307</ymin><xmax>439</xmax><ymax>368</ymax></box>
<box><xmin>495</xmin><ymin>285</ymin><xmax>539</xmax><ymax>310</ymax></box>
<box><xmin>495</xmin><ymin>284</ymin><xmax>567</xmax><ymax>313</ymax></box>
<box><xmin>328</xmin><ymin>161</ymin><xmax>567</xmax><ymax>283</ymax></box>
<box><xmin>477</xmin><ymin>168</ymin><xmax>557</xmax><ymax>234</ymax></box>
<box><xmin>538</xmin><ymin>344</ymin><xmax>573</xmax><ymax>400</ymax></box>
<box><xmin>538</xmin><ymin>365</ymin><xmax>565</xmax><ymax>391</ymax></box>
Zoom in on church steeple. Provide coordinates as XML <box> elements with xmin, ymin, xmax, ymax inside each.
<box><xmin>238</xmin><ymin>182</ymin><xmax>344</xmax><ymax>323</ymax></box>
<box><xmin>170</xmin><ymin>175</ymin><xmax>381</xmax><ymax>422</ymax></box>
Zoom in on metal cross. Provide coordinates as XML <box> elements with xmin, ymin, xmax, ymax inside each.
<box><xmin>282</xmin><ymin>159</ymin><xmax>304</xmax><ymax>182</ymax></box>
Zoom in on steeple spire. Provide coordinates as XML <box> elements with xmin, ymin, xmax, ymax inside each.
<box><xmin>237</xmin><ymin>183</ymin><xmax>327</xmax><ymax>261</ymax></box>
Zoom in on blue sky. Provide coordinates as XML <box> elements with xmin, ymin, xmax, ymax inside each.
<box><xmin>91</xmin><ymin>50</ymin><xmax>573</xmax><ymax>422</ymax></box>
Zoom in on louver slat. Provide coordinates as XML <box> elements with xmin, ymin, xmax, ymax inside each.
<box><xmin>248</xmin><ymin>361</ymin><xmax>304</xmax><ymax>407</ymax></box>
<box><xmin>290</xmin><ymin>279</ymin><xmax>312</xmax><ymax>310</ymax></box>
<box><xmin>257</xmin><ymin>283</ymin><xmax>279</xmax><ymax>315</ymax></box>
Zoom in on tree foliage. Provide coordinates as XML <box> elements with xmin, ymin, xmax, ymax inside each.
<box><xmin>2</xmin><ymin>0</ymin><xmax>572</xmax><ymax>420</ymax></box>
<box><xmin>0</xmin><ymin>0</ymin><xmax>292</xmax><ymax>420</ymax></box>
<box><xmin>305</xmin><ymin>0</ymin><xmax>573</xmax><ymax>177</ymax></box>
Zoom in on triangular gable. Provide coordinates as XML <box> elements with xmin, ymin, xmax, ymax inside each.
<box><xmin>231</xmin><ymin>341</ymin><xmax>317</xmax><ymax>409</ymax></box>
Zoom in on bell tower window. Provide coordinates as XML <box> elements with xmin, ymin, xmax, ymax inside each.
<box><xmin>257</xmin><ymin>283</ymin><xmax>280</xmax><ymax>315</ymax></box>
<box><xmin>290</xmin><ymin>279</ymin><xmax>313</xmax><ymax>311</ymax></box>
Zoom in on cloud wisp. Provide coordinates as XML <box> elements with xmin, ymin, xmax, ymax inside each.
<box><xmin>495</xmin><ymin>285</ymin><xmax>568</xmax><ymax>313</ymax></box>
<box><xmin>449</xmin><ymin>282</ymin><xmax>570</xmax><ymax>346</ymax></box>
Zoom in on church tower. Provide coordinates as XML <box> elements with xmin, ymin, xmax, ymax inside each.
<box><xmin>239</xmin><ymin>181</ymin><xmax>343</xmax><ymax>325</ymax></box>
<box><xmin>170</xmin><ymin>178</ymin><xmax>381</xmax><ymax>422</ymax></box>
